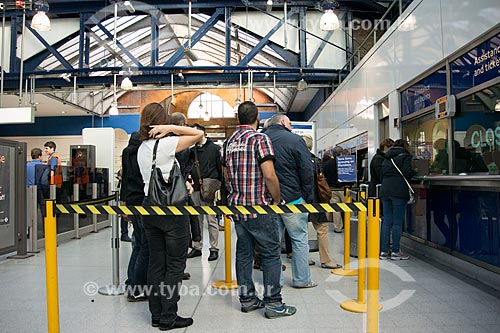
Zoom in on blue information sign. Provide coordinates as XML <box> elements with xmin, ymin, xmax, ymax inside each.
<box><xmin>451</xmin><ymin>33</ymin><xmax>500</xmax><ymax>95</ymax></box>
<box><xmin>337</xmin><ymin>155</ymin><xmax>357</xmax><ymax>183</ymax></box>
<box><xmin>401</xmin><ymin>67</ymin><xmax>447</xmax><ymax>117</ymax></box>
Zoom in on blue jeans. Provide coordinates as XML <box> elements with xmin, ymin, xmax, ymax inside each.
<box><xmin>278</xmin><ymin>198</ymin><xmax>311</xmax><ymax>286</ymax></box>
<box><xmin>234</xmin><ymin>214</ymin><xmax>283</xmax><ymax>306</ymax></box>
<box><xmin>127</xmin><ymin>215</ymin><xmax>149</xmax><ymax>289</ymax></box>
<box><xmin>381</xmin><ymin>197</ymin><xmax>408</xmax><ymax>253</ymax></box>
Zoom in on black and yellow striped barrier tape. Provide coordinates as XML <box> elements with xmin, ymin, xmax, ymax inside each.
<box><xmin>62</xmin><ymin>195</ymin><xmax>116</xmax><ymax>206</ymax></box>
<box><xmin>55</xmin><ymin>202</ymin><xmax>367</xmax><ymax>216</ymax></box>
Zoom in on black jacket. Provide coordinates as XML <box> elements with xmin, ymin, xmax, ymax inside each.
<box><xmin>368</xmin><ymin>149</ymin><xmax>385</xmax><ymax>197</ymax></box>
<box><xmin>323</xmin><ymin>157</ymin><xmax>340</xmax><ymax>187</ymax></box>
<box><xmin>265</xmin><ymin>124</ymin><xmax>314</xmax><ymax>203</ymax></box>
<box><xmin>120</xmin><ymin>132</ymin><xmax>145</xmax><ymax>205</ymax></box>
<box><xmin>380</xmin><ymin>147</ymin><xmax>414</xmax><ymax>199</ymax></box>
<box><xmin>190</xmin><ymin>138</ymin><xmax>222</xmax><ymax>191</ymax></box>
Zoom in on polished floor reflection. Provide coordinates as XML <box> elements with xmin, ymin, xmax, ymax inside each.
<box><xmin>0</xmin><ymin>222</ymin><xmax>499</xmax><ymax>332</ymax></box>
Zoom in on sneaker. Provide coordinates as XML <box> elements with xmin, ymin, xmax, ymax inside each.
<box><xmin>390</xmin><ymin>251</ymin><xmax>409</xmax><ymax>260</ymax></box>
<box><xmin>241</xmin><ymin>299</ymin><xmax>265</xmax><ymax>313</ymax></box>
<box><xmin>187</xmin><ymin>249</ymin><xmax>202</xmax><ymax>258</ymax></box>
<box><xmin>159</xmin><ymin>316</ymin><xmax>193</xmax><ymax>331</ymax></box>
<box><xmin>127</xmin><ymin>292</ymin><xmax>147</xmax><ymax>302</ymax></box>
<box><xmin>292</xmin><ymin>281</ymin><xmax>318</xmax><ymax>289</ymax></box>
<box><xmin>120</xmin><ymin>234</ymin><xmax>131</xmax><ymax>242</ymax></box>
<box><xmin>264</xmin><ymin>304</ymin><xmax>297</xmax><ymax>319</ymax></box>
<box><xmin>208</xmin><ymin>250</ymin><xmax>219</xmax><ymax>261</ymax></box>
<box><xmin>379</xmin><ymin>252</ymin><xmax>389</xmax><ymax>260</ymax></box>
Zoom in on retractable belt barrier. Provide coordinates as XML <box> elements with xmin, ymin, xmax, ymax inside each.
<box><xmin>55</xmin><ymin>202</ymin><xmax>367</xmax><ymax>216</ymax></box>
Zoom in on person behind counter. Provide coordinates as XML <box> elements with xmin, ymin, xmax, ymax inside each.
<box><xmin>379</xmin><ymin>139</ymin><xmax>415</xmax><ymax>261</ymax></box>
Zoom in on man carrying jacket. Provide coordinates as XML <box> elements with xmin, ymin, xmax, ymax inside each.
<box><xmin>265</xmin><ymin>114</ymin><xmax>316</xmax><ymax>288</ymax></box>
<box><xmin>187</xmin><ymin>124</ymin><xmax>222</xmax><ymax>261</ymax></box>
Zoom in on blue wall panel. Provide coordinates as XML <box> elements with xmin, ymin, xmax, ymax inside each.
<box><xmin>0</xmin><ymin>114</ymin><xmax>141</xmax><ymax>136</ymax></box>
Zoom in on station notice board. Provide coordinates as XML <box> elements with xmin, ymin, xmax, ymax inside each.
<box><xmin>337</xmin><ymin>155</ymin><xmax>357</xmax><ymax>183</ymax></box>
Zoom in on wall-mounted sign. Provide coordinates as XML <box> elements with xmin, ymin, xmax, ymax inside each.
<box><xmin>435</xmin><ymin>95</ymin><xmax>456</xmax><ymax>119</ymax></box>
<box><xmin>401</xmin><ymin>67</ymin><xmax>447</xmax><ymax>117</ymax></box>
<box><xmin>337</xmin><ymin>155</ymin><xmax>357</xmax><ymax>183</ymax></box>
<box><xmin>451</xmin><ymin>33</ymin><xmax>500</xmax><ymax>95</ymax></box>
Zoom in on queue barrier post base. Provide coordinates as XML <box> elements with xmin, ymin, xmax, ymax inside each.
<box><xmin>340</xmin><ymin>299</ymin><xmax>382</xmax><ymax>313</ymax></box>
<box><xmin>212</xmin><ymin>280</ymin><xmax>239</xmax><ymax>290</ymax></box>
<box><xmin>98</xmin><ymin>285</ymin><xmax>125</xmax><ymax>296</ymax></box>
<box><xmin>331</xmin><ymin>268</ymin><xmax>357</xmax><ymax>276</ymax></box>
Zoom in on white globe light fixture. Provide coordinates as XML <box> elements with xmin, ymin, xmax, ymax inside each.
<box><xmin>120</xmin><ymin>77</ymin><xmax>133</xmax><ymax>90</ymax></box>
<box><xmin>495</xmin><ymin>99</ymin><xmax>500</xmax><ymax>112</ymax></box>
<box><xmin>320</xmin><ymin>1</ymin><xmax>340</xmax><ymax>31</ymax></box>
<box><xmin>109</xmin><ymin>102</ymin><xmax>119</xmax><ymax>116</ymax></box>
<box><xmin>31</xmin><ymin>11</ymin><xmax>51</xmax><ymax>31</ymax></box>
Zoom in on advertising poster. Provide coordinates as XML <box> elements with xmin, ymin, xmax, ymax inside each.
<box><xmin>337</xmin><ymin>155</ymin><xmax>357</xmax><ymax>183</ymax></box>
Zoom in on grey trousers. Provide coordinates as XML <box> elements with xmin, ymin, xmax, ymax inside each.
<box><xmin>191</xmin><ymin>191</ymin><xmax>219</xmax><ymax>252</ymax></box>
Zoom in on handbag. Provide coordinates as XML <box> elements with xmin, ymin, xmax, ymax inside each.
<box><xmin>193</xmin><ymin>148</ymin><xmax>221</xmax><ymax>202</ymax></box>
<box><xmin>391</xmin><ymin>158</ymin><xmax>415</xmax><ymax>205</ymax></box>
<box><xmin>147</xmin><ymin>139</ymin><xmax>188</xmax><ymax>206</ymax></box>
<box><xmin>314</xmin><ymin>158</ymin><xmax>332</xmax><ymax>203</ymax></box>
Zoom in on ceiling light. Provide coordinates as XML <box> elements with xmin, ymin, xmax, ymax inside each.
<box><xmin>31</xmin><ymin>11</ymin><xmax>51</xmax><ymax>31</ymax></box>
<box><xmin>297</xmin><ymin>78</ymin><xmax>308</xmax><ymax>91</ymax></box>
<box><xmin>178</xmin><ymin>72</ymin><xmax>184</xmax><ymax>79</ymax></box>
<box><xmin>320</xmin><ymin>1</ymin><xmax>340</xmax><ymax>31</ymax></box>
<box><xmin>109</xmin><ymin>102</ymin><xmax>119</xmax><ymax>115</ymax></box>
<box><xmin>203</xmin><ymin>110</ymin><xmax>210</xmax><ymax>121</ymax></box>
<box><xmin>495</xmin><ymin>99</ymin><xmax>500</xmax><ymax>112</ymax></box>
<box><xmin>267</xmin><ymin>0</ymin><xmax>273</xmax><ymax>5</ymax></box>
<box><xmin>120</xmin><ymin>77</ymin><xmax>133</xmax><ymax>90</ymax></box>
<box><xmin>123</xmin><ymin>1</ymin><xmax>135</xmax><ymax>13</ymax></box>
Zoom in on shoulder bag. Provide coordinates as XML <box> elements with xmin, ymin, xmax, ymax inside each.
<box><xmin>193</xmin><ymin>148</ymin><xmax>221</xmax><ymax>203</ymax></box>
<box><xmin>391</xmin><ymin>158</ymin><xmax>415</xmax><ymax>205</ymax></box>
<box><xmin>148</xmin><ymin>139</ymin><xmax>188</xmax><ymax>206</ymax></box>
<box><xmin>315</xmin><ymin>158</ymin><xmax>332</xmax><ymax>203</ymax></box>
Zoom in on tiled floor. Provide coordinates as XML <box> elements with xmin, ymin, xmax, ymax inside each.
<box><xmin>1</xmin><ymin>222</ymin><xmax>499</xmax><ymax>332</ymax></box>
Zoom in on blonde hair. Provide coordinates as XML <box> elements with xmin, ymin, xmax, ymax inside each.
<box><xmin>301</xmin><ymin>135</ymin><xmax>313</xmax><ymax>150</ymax></box>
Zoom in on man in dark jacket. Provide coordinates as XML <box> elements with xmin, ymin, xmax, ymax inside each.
<box><xmin>121</xmin><ymin>132</ymin><xmax>149</xmax><ymax>301</ymax></box>
<box><xmin>266</xmin><ymin>114</ymin><xmax>316</xmax><ymax>288</ymax></box>
<box><xmin>379</xmin><ymin>139</ymin><xmax>414</xmax><ymax>261</ymax></box>
<box><xmin>368</xmin><ymin>138</ymin><xmax>394</xmax><ymax>197</ymax></box>
<box><xmin>323</xmin><ymin>146</ymin><xmax>344</xmax><ymax>232</ymax></box>
<box><xmin>169</xmin><ymin>113</ymin><xmax>201</xmax><ymax>246</ymax></box>
<box><xmin>187</xmin><ymin>124</ymin><xmax>222</xmax><ymax>261</ymax></box>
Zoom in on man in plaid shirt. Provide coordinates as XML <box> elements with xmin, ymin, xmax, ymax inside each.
<box><xmin>221</xmin><ymin>101</ymin><xmax>296</xmax><ymax>319</ymax></box>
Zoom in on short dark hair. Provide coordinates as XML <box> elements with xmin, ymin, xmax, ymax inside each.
<box><xmin>379</xmin><ymin>138</ymin><xmax>394</xmax><ymax>150</ymax></box>
<box><xmin>169</xmin><ymin>112</ymin><xmax>187</xmax><ymax>126</ymax></box>
<box><xmin>44</xmin><ymin>141</ymin><xmax>56</xmax><ymax>150</ymax></box>
<box><xmin>139</xmin><ymin>103</ymin><xmax>169</xmax><ymax>141</ymax></box>
<box><xmin>237</xmin><ymin>101</ymin><xmax>258</xmax><ymax>125</ymax></box>
<box><xmin>393</xmin><ymin>139</ymin><xmax>409</xmax><ymax>152</ymax></box>
<box><xmin>191</xmin><ymin>123</ymin><xmax>205</xmax><ymax>133</ymax></box>
<box><xmin>31</xmin><ymin>148</ymin><xmax>42</xmax><ymax>159</ymax></box>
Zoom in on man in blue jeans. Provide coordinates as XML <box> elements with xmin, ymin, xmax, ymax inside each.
<box><xmin>265</xmin><ymin>114</ymin><xmax>316</xmax><ymax>288</ymax></box>
<box><xmin>221</xmin><ymin>101</ymin><xmax>296</xmax><ymax>319</ymax></box>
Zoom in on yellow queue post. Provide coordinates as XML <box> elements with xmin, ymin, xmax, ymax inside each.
<box><xmin>212</xmin><ymin>215</ymin><xmax>238</xmax><ymax>290</ymax></box>
<box><xmin>44</xmin><ymin>200</ymin><xmax>60</xmax><ymax>333</ymax></box>
<box><xmin>340</xmin><ymin>206</ymin><xmax>367</xmax><ymax>312</ymax></box>
<box><xmin>367</xmin><ymin>198</ymin><xmax>381</xmax><ymax>332</ymax></box>
<box><xmin>332</xmin><ymin>187</ymin><xmax>357</xmax><ymax>276</ymax></box>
